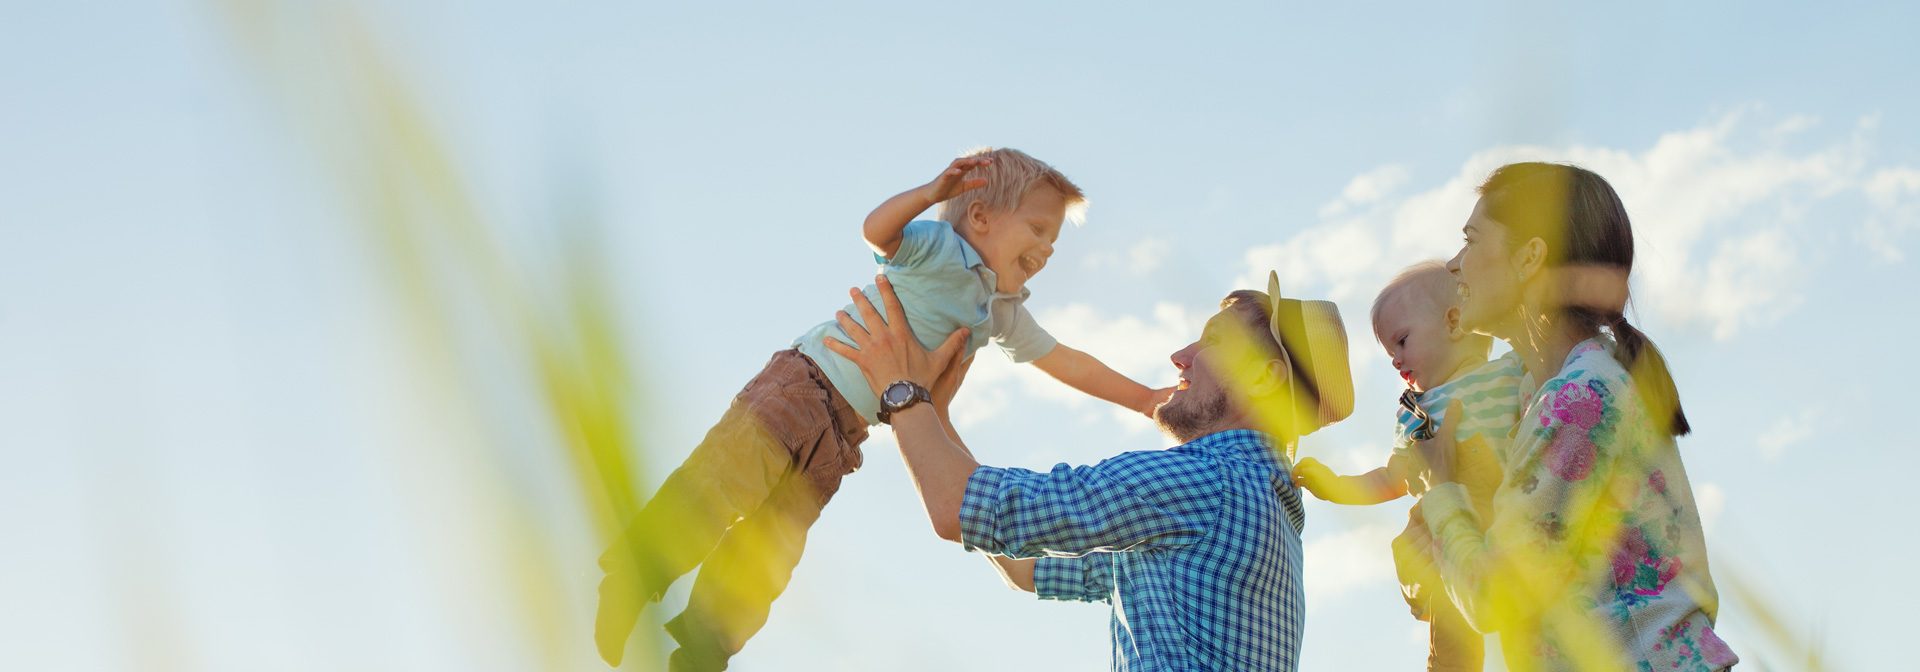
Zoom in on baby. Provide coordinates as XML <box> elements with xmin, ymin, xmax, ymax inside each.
<box><xmin>595</xmin><ymin>148</ymin><xmax>1170</xmax><ymax>670</ymax></box>
<box><xmin>1293</xmin><ymin>261</ymin><xmax>1522</xmax><ymax>672</ymax></box>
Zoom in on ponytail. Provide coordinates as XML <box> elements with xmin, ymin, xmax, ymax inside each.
<box><xmin>1566</xmin><ymin>307</ymin><xmax>1691</xmax><ymax>437</ymax></box>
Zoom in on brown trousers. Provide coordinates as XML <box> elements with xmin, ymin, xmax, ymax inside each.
<box><xmin>600</xmin><ymin>349</ymin><xmax>867</xmax><ymax>671</ymax></box>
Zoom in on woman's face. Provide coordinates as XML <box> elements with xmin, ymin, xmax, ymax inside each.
<box><xmin>1445</xmin><ymin>197</ymin><xmax>1524</xmax><ymax>335</ymax></box>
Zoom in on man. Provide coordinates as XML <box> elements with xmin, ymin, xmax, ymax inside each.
<box><xmin>823</xmin><ymin>272</ymin><xmax>1354</xmax><ymax>671</ymax></box>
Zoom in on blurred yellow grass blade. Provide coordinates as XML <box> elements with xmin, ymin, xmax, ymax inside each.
<box><xmin>212</xmin><ymin>0</ymin><xmax>660</xmax><ymax>666</ymax></box>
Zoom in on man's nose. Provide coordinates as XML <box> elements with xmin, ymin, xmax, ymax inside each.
<box><xmin>1170</xmin><ymin>344</ymin><xmax>1195</xmax><ymax>370</ymax></box>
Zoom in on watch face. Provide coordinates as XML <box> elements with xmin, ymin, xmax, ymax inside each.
<box><xmin>884</xmin><ymin>382</ymin><xmax>911</xmax><ymax>406</ymax></box>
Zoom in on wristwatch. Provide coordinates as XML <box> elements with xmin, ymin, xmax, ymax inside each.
<box><xmin>876</xmin><ymin>380</ymin><xmax>933</xmax><ymax>425</ymax></box>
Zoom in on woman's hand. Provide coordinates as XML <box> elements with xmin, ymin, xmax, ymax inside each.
<box><xmin>823</xmin><ymin>274</ymin><xmax>971</xmax><ymax>400</ymax></box>
<box><xmin>1413</xmin><ymin>398</ymin><xmax>1466</xmax><ymax>491</ymax></box>
<box><xmin>1392</xmin><ymin>503</ymin><xmax>1440</xmax><ymax>620</ymax></box>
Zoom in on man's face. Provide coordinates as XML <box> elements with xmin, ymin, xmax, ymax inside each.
<box><xmin>1155</xmin><ymin>308</ymin><xmax>1259</xmax><ymax>443</ymax></box>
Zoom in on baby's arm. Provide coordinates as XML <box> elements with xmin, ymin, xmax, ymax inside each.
<box><xmin>1293</xmin><ymin>457</ymin><xmax>1410</xmax><ymax>505</ymax></box>
<box><xmin>1030</xmin><ymin>344</ymin><xmax>1172</xmax><ymax>418</ymax></box>
<box><xmin>864</xmin><ymin>156</ymin><xmax>992</xmax><ymax>258</ymax></box>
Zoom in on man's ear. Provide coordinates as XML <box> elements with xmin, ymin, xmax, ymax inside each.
<box><xmin>1249</xmin><ymin>357</ymin><xmax>1291</xmax><ymax>398</ymax></box>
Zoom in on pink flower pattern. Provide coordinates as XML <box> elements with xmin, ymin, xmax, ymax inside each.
<box><xmin>1542</xmin><ymin>380</ymin><xmax>1605</xmax><ymax>429</ymax></box>
<box><xmin>1442</xmin><ymin>340</ymin><xmax>1734</xmax><ymax>670</ymax></box>
<box><xmin>1611</xmin><ymin>528</ymin><xmax>1682</xmax><ymax>596</ymax></box>
<box><xmin>1698</xmin><ymin>627</ymin><xmax>1737</xmax><ymax>666</ymax></box>
<box><xmin>1545</xmin><ymin>429</ymin><xmax>1596</xmax><ymax>481</ymax></box>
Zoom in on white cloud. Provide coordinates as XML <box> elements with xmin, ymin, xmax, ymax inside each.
<box><xmin>1694</xmin><ymin>482</ymin><xmax>1726</xmax><ymax>537</ymax></box>
<box><xmin>1243</xmin><ymin>109</ymin><xmax>1916</xmax><ymax>343</ymax></box>
<box><xmin>1302</xmin><ymin>522</ymin><xmax>1400</xmax><ymax>606</ymax></box>
<box><xmin>1321</xmin><ymin>164</ymin><xmax>1411</xmax><ymax>218</ymax></box>
<box><xmin>1082</xmin><ymin>237</ymin><xmax>1172</xmax><ymax>275</ymax></box>
<box><xmin>1696</xmin><ymin>229</ymin><xmax>1799</xmax><ymax>341</ymax></box>
<box><xmin>1757</xmin><ymin>407</ymin><xmax>1819</xmax><ymax>462</ymax></box>
<box><xmin>1127</xmin><ymin>238</ymin><xmax>1170</xmax><ymax>274</ymax></box>
<box><xmin>1862</xmin><ymin>167</ymin><xmax>1920</xmax><ymax>262</ymax></box>
<box><xmin>1769</xmin><ymin>114</ymin><xmax>1819</xmax><ymax>137</ymax></box>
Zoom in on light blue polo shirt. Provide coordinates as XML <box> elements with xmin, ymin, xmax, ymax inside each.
<box><xmin>795</xmin><ymin>220</ymin><xmax>1058</xmax><ymax>425</ymax></box>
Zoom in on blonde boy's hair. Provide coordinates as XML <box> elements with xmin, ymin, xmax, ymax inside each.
<box><xmin>1370</xmin><ymin>261</ymin><xmax>1493</xmax><ymax>356</ymax></box>
<box><xmin>938</xmin><ymin>147</ymin><xmax>1088</xmax><ymax>227</ymax></box>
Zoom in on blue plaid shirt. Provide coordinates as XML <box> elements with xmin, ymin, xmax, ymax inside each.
<box><xmin>958</xmin><ymin>429</ymin><xmax>1306</xmax><ymax>671</ymax></box>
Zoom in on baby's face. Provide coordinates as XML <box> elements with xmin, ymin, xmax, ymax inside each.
<box><xmin>969</xmin><ymin>187</ymin><xmax>1066</xmax><ymax>294</ymax></box>
<box><xmin>1373</xmin><ymin>291</ymin><xmax>1463</xmax><ymax>393</ymax></box>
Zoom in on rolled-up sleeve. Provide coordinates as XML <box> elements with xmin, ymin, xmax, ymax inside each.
<box><xmin>1033</xmin><ymin>554</ymin><xmax>1114</xmax><ymax>603</ymax></box>
<box><xmin>957</xmin><ymin>451</ymin><xmax>1223</xmax><ymax>560</ymax></box>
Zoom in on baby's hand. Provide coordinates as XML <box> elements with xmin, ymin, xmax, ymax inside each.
<box><xmin>1292</xmin><ymin>457</ymin><xmax>1335</xmax><ymax>496</ymax></box>
<box><xmin>922</xmin><ymin>156</ymin><xmax>992</xmax><ymax>205</ymax></box>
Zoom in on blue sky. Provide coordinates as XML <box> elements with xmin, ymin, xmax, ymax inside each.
<box><xmin>4</xmin><ymin>1</ymin><xmax>1917</xmax><ymax>670</ymax></box>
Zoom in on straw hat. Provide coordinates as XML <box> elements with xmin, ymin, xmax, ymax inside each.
<box><xmin>1265</xmin><ymin>271</ymin><xmax>1354</xmax><ymax>435</ymax></box>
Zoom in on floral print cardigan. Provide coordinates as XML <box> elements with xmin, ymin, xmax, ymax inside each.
<box><xmin>1421</xmin><ymin>338</ymin><xmax>1738</xmax><ymax>671</ymax></box>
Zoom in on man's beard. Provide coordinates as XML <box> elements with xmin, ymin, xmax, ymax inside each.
<box><xmin>1154</xmin><ymin>386</ymin><xmax>1230</xmax><ymax>444</ymax></box>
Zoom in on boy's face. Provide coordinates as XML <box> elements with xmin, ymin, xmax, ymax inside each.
<box><xmin>966</xmin><ymin>186</ymin><xmax>1066</xmax><ymax>294</ymax></box>
<box><xmin>1373</xmin><ymin>289</ymin><xmax>1464</xmax><ymax>393</ymax></box>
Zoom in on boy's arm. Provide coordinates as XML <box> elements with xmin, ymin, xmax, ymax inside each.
<box><xmin>1294</xmin><ymin>458</ymin><xmax>1409</xmax><ymax>505</ymax></box>
<box><xmin>1030</xmin><ymin>344</ymin><xmax>1172</xmax><ymax>418</ymax></box>
<box><xmin>865</xmin><ymin>156</ymin><xmax>992</xmax><ymax>258</ymax></box>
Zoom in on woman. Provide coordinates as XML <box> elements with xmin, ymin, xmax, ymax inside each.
<box><xmin>1404</xmin><ymin>162</ymin><xmax>1737</xmax><ymax>671</ymax></box>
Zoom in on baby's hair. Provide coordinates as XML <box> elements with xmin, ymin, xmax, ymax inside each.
<box><xmin>938</xmin><ymin>147</ymin><xmax>1088</xmax><ymax>227</ymax></box>
<box><xmin>1370</xmin><ymin>261</ymin><xmax>1491</xmax><ymax>355</ymax></box>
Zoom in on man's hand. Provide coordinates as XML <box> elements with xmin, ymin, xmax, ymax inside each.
<box><xmin>1412</xmin><ymin>398</ymin><xmax>1465</xmax><ymax>491</ymax></box>
<box><xmin>921</xmin><ymin>156</ymin><xmax>992</xmax><ymax>205</ymax></box>
<box><xmin>824</xmin><ymin>274</ymin><xmax>972</xmax><ymax>401</ymax></box>
<box><xmin>931</xmin><ymin>355</ymin><xmax>975</xmax><ymax>417</ymax></box>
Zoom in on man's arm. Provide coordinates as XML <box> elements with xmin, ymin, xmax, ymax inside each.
<box><xmin>864</xmin><ymin>156</ymin><xmax>991</xmax><ymax>258</ymax></box>
<box><xmin>985</xmin><ymin>556</ymin><xmax>1036</xmax><ymax>592</ymax></box>
<box><xmin>826</xmin><ymin>276</ymin><xmax>1219</xmax><ymax>555</ymax></box>
<box><xmin>1031</xmin><ymin>344</ymin><xmax>1173</xmax><ymax>418</ymax></box>
<box><xmin>823</xmin><ymin>275</ymin><xmax>980</xmax><ymax>542</ymax></box>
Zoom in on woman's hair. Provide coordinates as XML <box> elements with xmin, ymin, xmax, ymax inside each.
<box><xmin>937</xmin><ymin>147</ymin><xmax>1087</xmax><ymax>227</ymax></box>
<box><xmin>1479</xmin><ymin>162</ymin><xmax>1691</xmax><ymax>436</ymax></box>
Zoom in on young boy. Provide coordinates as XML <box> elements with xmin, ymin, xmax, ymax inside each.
<box><xmin>1292</xmin><ymin>261</ymin><xmax>1522</xmax><ymax>672</ymax></box>
<box><xmin>595</xmin><ymin>148</ymin><xmax>1170</xmax><ymax>670</ymax></box>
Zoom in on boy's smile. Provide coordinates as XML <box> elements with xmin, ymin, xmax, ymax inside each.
<box><xmin>969</xmin><ymin>186</ymin><xmax>1066</xmax><ymax>293</ymax></box>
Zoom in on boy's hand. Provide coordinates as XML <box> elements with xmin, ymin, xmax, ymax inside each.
<box><xmin>1138</xmin><ymin>385</ymin><xmax>1176</xmax><ymax>418</ymax></box>
<box><xmin>921</xmin><ymin>156</ymin><xmax>992</xmax><ymax>205</ymax></box>
<box><xmin>1292</xmin><ymin>457</ymin><xmax>1335</xmax><ymax>497</ymax></box>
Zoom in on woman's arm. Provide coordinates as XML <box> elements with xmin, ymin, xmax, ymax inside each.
<box><xmin>1416</xmin><ymin>389</ymin><xmax>1617</xmax><ymax>636</ymax></box>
